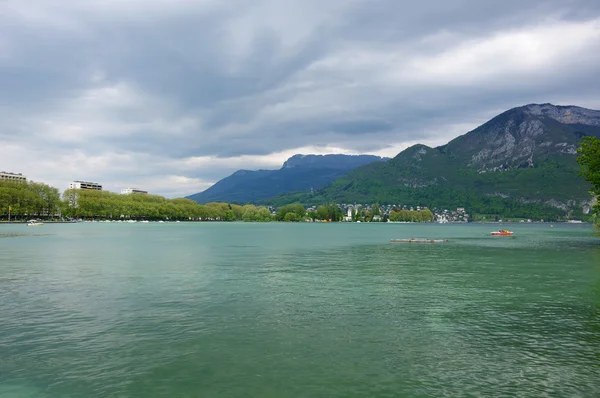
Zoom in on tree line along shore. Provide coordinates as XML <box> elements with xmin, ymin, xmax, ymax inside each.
<box><xmin>0</xmin><ymin>182</ymin><xmax>433</xmax><ymax>223</ymax></box>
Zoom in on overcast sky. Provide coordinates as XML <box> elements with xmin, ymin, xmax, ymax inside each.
<box><xmin>2</xmin><ymin>0</ymin><xmax>600</xmax><ymax>197</ymax></box>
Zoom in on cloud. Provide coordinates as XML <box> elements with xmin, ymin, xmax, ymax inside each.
<box><xmin>405</xmin><ymin>19</ymin><xmax>600</xmax><ymax>85</ymax></box>
<box><xmin>1</xmin><ymin>0</ymin><xmax>600</xmax><ymax>197</ymax></box>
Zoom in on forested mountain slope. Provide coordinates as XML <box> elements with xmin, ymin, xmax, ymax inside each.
<box><xmin>267</xmin><ymin>104</ymin><xmax>600</xmax><ymax>219</ymax></box>
<box><xmin>187</xmin><ymin>154</ymin><xmax>388</xmax><ymax>203</ymax></box>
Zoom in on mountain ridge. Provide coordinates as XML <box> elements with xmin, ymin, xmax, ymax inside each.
<box><xmin>265</xmin><ymin>103</ymin><xmax>600</xmax><ymax>219</ymax></box>
<box><xmin>187</xmin><ymin>154</ymin><xmax>389</xmax><ymax>204</ymax></box>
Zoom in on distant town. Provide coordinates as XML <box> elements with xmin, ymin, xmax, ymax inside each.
<box><xmin>300</xmin><ymin>204</ymin><xmax>470</xmax><ymax>223</ymax></box>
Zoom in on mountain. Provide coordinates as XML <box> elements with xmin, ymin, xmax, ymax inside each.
<box><xmin>267</xmin><ymin>104</ymin><xmax>600</xmax><ymax>219</ymax></box>
<box><xmin>187</xmin><ymin>154</ymin><xmax>389</xmax><ymax>204</ymax></box>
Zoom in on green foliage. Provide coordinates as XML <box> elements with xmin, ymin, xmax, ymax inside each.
<box><xmin>389</xmin><ymin>209</ymin><xmax>434</xmax><ymax>222</ymax></box>
<box><xmin>314</xmin><ymin>203</ymin><xmax>343</xmax><ymax>221</ymax></box>
<box><xmin>577</xmin><ymin>136</ymin><xmax>600</xmax><ymax>194</ymax></box>
<box><xmin>0</xmin><ymin>180</ymin><xmax>61</xmax><ymax>220</ymax></box>
<box><xmin>241</xmin><ymin>204</ymin><xmax>272</xmax><ymax>222</ymax></box>
<box><xmin>577</xmin><ymin>136</ymin><xmax>600</xmax><ymax>230</ymax></box>
<box><xmin>371</xmin><ymin>203</ymin><xmax>380</xmax><ymax>216</ymax></box>
<box><xmin>316</xmin><ymin>205</ymin><xmax>329</xmax><ymax>220</ymax></box>
<box><xmin>60</xmin><ymin>189</ymin><xmax>271</xmax><ymax>222</ymax></box>
<box><xmin>283</xmin><ymin>212</ymin><xmax>298</xmax><ymax>222</ymax></box>
<box><xmin>269</xmin><ymin>182</ymin><xmax>567</xmax><ymax>221</ymax></box>
<box><xmin>266</xmin><ymin>156</ymin><xmax>586</xmax><ymax>221</ymax></box>
<box><xmin>275</xmin><ymin>203</ymin><xmax>306</xmax><ymax>221</ymax></box>
<box><xmin>224</xmin><ymin>209</ymin><xmax>235</xmax><ymax>221</ymax></box>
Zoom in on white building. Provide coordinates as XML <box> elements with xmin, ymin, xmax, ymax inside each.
<box><xmin>0</xmin><ymin>171</ymin><xmax>27</xmax><ymax>182</ymax></box>
<box><xmin>345</xmin><ymin>206</ymin><xmax>353</xmax><ymax>221</ymax></box>
<box><xmin>121</xmin><ymin>188</ymin><xmax>148</xmax><ymax>194</ymax></box>
<box><xmin>69</xmin><ymin>181</ymin><xmax>102</xmax><ymax>190</ymax></box>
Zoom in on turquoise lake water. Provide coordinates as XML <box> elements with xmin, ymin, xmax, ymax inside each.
<box><xmin>1</xmin><ymin>222</ymin><xmax>599</xmax><ymax>397</ymax></box>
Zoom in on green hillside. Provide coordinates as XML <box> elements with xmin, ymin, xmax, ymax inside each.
<box><xmin>264</xmin><ymin>104</ymin><xmax>600</xmax><ymax>220</ymax></box>
<box><xmin>186</xmin><ymin>154</ymin><xmax>387</xmax><ymax>203</ymax></box>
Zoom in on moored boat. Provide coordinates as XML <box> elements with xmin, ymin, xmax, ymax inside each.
<box><xmin>27</xmin><ymin>220</ymin><xmax>44</xmax><ymax>226</ymax></box>
<box><xmin>491</xmin><ymin>229</ymin><xmax>513</xmax><ymax>236</ymax></box>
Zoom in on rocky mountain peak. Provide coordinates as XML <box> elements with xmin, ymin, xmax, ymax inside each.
<box><xmin>281</xmin><ymin>154</ymin><xmax>308</xmax><ymax>169</ymax></box>
<box><xmin>442</xmin><ymin>103</ymin><xmax>600</xmax><ymax>172</ymax></box>
<box><xmin>522</xmin><ymin>103</ymin><xmax>600</xmax><ymax>126</ymax></box>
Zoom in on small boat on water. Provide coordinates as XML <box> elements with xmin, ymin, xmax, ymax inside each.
<box><xmin>491</xmin><ymin>229</ymin><xmax>513</xmax><ymax>236</ymax></box>
<box><xmin>27</xmin><ymin>220</ymin><xmax>44</xmax><ymax>226</ymax></box>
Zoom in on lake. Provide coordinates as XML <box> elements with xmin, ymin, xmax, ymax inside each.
<box><xmin>1</xmin><ymin>222</ymin><xmax>599</xmax><ymax>397</ymax></box>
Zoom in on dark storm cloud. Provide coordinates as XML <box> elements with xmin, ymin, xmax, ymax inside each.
<box><xmin>1</xmin><ymin>0</ymin><xmax>600</xmax><ymax>196</ymax></box>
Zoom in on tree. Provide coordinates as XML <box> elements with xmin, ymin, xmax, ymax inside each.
<box><xmin>420</xmin><ymin>209</ymin><xmax>434</xmax><ymax>222</ymax></box>
<box><xmin>283</xmin><ymin>212</ymin><xmax>298</xmax><ymax>222</ymax></box>
<box><xmin>316</xmin><ymin>202</ymin><xmax>342</xmax><ymax>221</ymax></box>
<box><xmin>577</xmin><ymin>136</ymin><xmax>600</xmax><ymax>230</ymax></box>
<box><xmin>275</xmin><ymin>203</ymin><xmax>305</xmax><ymax>221</ymax></box>
<box><xmin>0</xmin><ymin>180</ymin><xmax>61</xmax><ymax>220</ymax></box>
<box><xmin>241</xmin><ymin>204</ymin><xmax>272</xmax><ymax>222</ymax></box>
<box><xmin>316</xmin><ymin>205</ymin><xmax>329</xmax><ymax>221</ymax></box>
<box><xmin>389</xmin><ymin>208</ymin><xmax>434</xmax><ymax>222</ymax></box>
<box><xmin>578</xmin><ymin>136</ymin><xmax>600</xmax><ymax>193</ymax></box>
<box><xmin>224</xmin><ymin>209</ymin><xmax>235</xmax><ymax>221</ymax></box>
<box><xmin>257</xmin><ymin>207</ymin><xmax>272</xmax><ymax>221</ymax></box>
<box><xmin>242</xmin><ymin>204</ymin><xmax>258</xmax><ymax>222</ymax></box>
<box><xmin>371</xmin><ymin>203</ymin><xmax>380</xmax><ymax>216</ymax></box>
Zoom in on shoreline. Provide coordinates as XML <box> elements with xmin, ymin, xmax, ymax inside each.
<box><xmin>0</xmin><ymin>220</ymin><xmax>589</xmax><ymax>225</ymax></box>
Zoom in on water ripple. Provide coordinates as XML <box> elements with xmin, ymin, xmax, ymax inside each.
<box><xmin>0</xmin><ymin>223</ymin><xmax>599</xmax><ymax>397</ymax></box>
